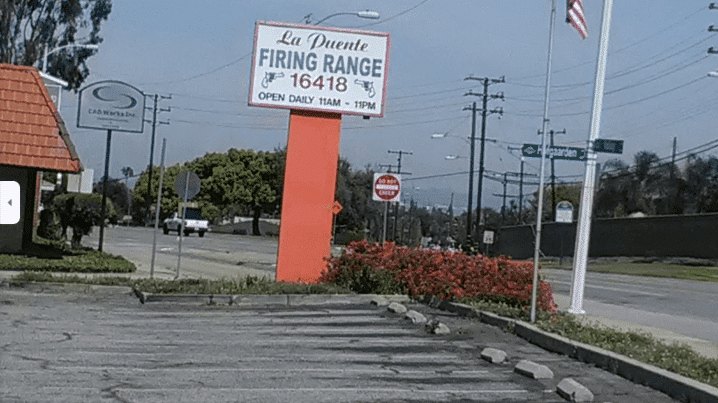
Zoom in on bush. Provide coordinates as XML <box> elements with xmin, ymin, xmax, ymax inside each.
<box><xmin>53</xmin><ymin>193</ymin><xmax>118</xmax><ymax>248</ymax></box>
<box><xmin>321</xmin><ymin>240</ymin><xmax>557</xmax><ymax>313</ymax></box>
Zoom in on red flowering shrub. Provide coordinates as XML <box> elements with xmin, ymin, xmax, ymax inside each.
<box><xmin>320</xmin><ymin>240</ymin><xmax>557</xmax><ymax>313</ymax></box>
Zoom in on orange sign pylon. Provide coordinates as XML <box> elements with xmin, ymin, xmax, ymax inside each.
<box><xmin>275</xmin><ymin>109</ymin><xmax>342</xmax><ymax>283</ymax></box>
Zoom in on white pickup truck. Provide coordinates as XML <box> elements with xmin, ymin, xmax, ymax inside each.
<box><xmin>163</xmin><ymin>207</ymin><xmax>209</xmax><ymax>237</ymax></box>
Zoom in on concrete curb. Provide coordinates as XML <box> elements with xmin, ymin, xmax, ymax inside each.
<box><xmin>429</xmin><ymin>299</ymin><xmax>718</xmax><ymax>403</ymax></box>
<box><xmin>4</xmin><ymin>281</ymin><xmax>134</xmax><ymax>295</ymax></box>
<box><xmin>134</xmin><ymin>291</ymin><xmax>410</xmax><ymax>307</ymax></box>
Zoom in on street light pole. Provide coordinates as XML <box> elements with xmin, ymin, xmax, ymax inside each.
<box><xmin>311</xmin><ymin>10</ymin><xmax>380</xmax><ymax>25</ymax></box>
<box><xmin>43</xmin><ymin>43</ymin><xmax>99</xmax><ymax>73</ymax></box>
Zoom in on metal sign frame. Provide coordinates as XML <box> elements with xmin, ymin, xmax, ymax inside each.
<box><xmin>249</xmin><ymin>21</ymin><xmax>390</xmax><ymax>117</ymax></box>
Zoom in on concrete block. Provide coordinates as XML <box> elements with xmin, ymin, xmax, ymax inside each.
<box><xmin>405</xmin><ymin>310</ymin><xmax>427</xmax><ymax>324</ymax></box>
<box><xmin>387</xmin><ymin>302</ymin><xmax>408</xmax><ymax>314</ymax></box>
<box><xmin>425</xmin><ymin>319</ymin><xmax>450</xmax><ymax>335</ymax></box>
<box><xmin>514</xmin><ymin>360</ymin><xmax>554</xmax><ymax>379</ymax></box>
<box><xmin>371</xmin><ymin>296</ymin><xmax>389</xmax><ymax>306</ymax></box>
<box><xmin>480</xmin><ymin>347</ymin><xmax>507</xmax><ymax>364</ymax></box>
<box><xmin>557</xmin><ymin>378</ymin><xmax>594</xmax><ymax>402</ymax></box>
<box><xmin>479</xmin><ymin>311</ymin><xmax>515</xmax><ymax>331</ymax></box>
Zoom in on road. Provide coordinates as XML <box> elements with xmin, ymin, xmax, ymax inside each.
<box><xmin>543</xmin><ymin>268</ymin><xmax>718</xmax><ymax>348</ymax></box>
<box><xmin>84</xmin><ymin>226</ymin><xmax>279</xmax><ymax>280</ymax></box>
<box><xmin>87</xmin><ymin>227</ymin><xmax>717</xmax><ymax>349</ymax></box>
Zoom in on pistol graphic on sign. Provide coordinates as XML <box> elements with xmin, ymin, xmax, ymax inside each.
<box><xmin>354</xmin><ymin>79</ymin><xmax>375</xmax><ymax>98</ymax></box>
<box><xmin>262</xmin><ymin>72</ymin><xmax>284</xmax><ymax>88</ymax></box>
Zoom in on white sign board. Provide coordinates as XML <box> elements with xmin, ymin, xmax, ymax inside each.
<box><xmin>556</xmin><ymin>201</ymin><xmax>573</xmax><ymax>223</ymax></box>
<box><xmin>249</xmin><ymin>22</ymin><xmax>390</xmax><ymax>117</ymax></box>
<box><xmin>483</xmin><ymin>230</ymin><xmax>495</xmax><ymax>245</ymax></box>
<box><xmin>77</xmin><ymin>80</ymin><xmax>146</xmax><ymax>133</ymax></box>
<box><xmin>0</xmin><ymin>181</ymin><xmax>21</xmax><ymax>225</ymax></box>
<box><xmin>372</xmin><ymin>173</ymin><xmax>401</xmax><ymax>202</ymax></box>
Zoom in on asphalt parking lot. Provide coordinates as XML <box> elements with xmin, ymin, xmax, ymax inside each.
<box><xmin>0</xmin><ymin>286</ymin><xmax>683</xmax><ymax>403</ymax></box>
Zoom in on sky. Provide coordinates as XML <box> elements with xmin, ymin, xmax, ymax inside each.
<box><xmin>55</xmin><ymin>0</ymin><xmax>718</xmax><ymax>212</ymax></box>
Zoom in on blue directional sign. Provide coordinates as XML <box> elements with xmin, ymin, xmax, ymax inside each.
<box><xmin>521</xmin><ymin>143</ymin><xmax>587</xmax><ymax>161</ymax></box>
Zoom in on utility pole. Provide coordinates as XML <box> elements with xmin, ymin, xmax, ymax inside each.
<box><xmin>387</xmin><ymin>150</ymin><xmax>412</xmax><ymax>242</ymax></box>
<box><xmin>519</xmin><ymin>157</ymin><xmax>525</xmax><ymax>223</ymax></box>
<box><xmin>462</xmin><ymin>102</ymin><xmax>478</xmax><ymax>248</ymax></box>
<box><xmin>465</xmin><ymin>76</ymin><xmax>504</xmax><ymax>250</ymax></box>
<box><xmin>144</xmin><ymin>94</ymin><xmax>171</xmax><ymax>224</ymax></box>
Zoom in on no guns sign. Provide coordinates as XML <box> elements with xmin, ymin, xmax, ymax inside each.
<box><xmin>373</xmin><ymin>173</ymin><xmax>401</xmax><ymax>202</ymax></box>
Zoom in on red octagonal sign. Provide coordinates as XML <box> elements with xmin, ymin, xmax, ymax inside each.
<box><xmin>373</xmin><ymin>173</ymin><xmax>401</xmax><ymax>202</ymax></box>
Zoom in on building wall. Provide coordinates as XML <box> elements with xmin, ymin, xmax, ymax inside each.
<box><xmin>494</xmin><ymin>213</ymin><xmax>718</xmax><ymax>259</ymax></box>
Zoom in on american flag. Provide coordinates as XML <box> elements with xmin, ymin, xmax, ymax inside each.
<box><xmin>567</xmin><ymin>0</ymin><xmax>588</xmax><ymax>39</ymax></box>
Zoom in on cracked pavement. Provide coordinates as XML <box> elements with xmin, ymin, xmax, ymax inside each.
<box><xmin>0</xmin><ymin>286</ymin><xmax>684</xmax><ymax>402</ymax></box>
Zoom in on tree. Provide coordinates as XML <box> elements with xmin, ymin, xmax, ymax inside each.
<box><xmin>93</xmin><ymin>177</ymin><xmax>130</xmax><ymax>222</ymax></box>
<box><xmin>684</xmin><ymin>155</ymin><xmax>718</xmax><ymax>213</ymax></box>
<box><xmin>0</xmin><ymin>0</ymin><xmax>112</xmax><ymax>90</ymax></box>
<box><xmin>204</xmin><ymin>149</ymin><xmax>280</xmax><ymax>235</ymax></box>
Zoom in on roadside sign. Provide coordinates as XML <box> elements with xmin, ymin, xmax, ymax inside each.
<box><xmin>593</xmin><ymin>138</ymin><xmax>624</xmax><ymax>154</ymax></box>
<box><xmin>77</xmin><ymin>80</ymin><xmax>146</xmax><ymax>133</ymax></box>
<box><xmin>248</xmin><ymin>21</ymin><xmax>390</xmax><ymax>117</ymax></box>
<box><xmin>372</xmin><ymin>173</ymin><xmax>401</xmax><ymax>202</ymax></box>
<box><xmin>555</xmin><ymin>201</ymin><xmax>573</xmax><ymax>223</ymax></box>
<box><xmin>174</xmin><ymin>171</ymin><xmax>201</xmax><ymax>200</ymax></box>
<box><xmin>522</xmin><ymin>143</ymin><xmax>587</xmax><ymax>161</ymax></box>
<box><xmin>483</xmin><ymin>230</ymin><xmax>495</xmax><ymax>245</ymax></box>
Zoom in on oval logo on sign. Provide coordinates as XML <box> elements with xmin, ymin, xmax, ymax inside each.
<box><xmin>91</xmin><ymin>86</ymin><xmax>139</xmax><ymax>109</ymax></box>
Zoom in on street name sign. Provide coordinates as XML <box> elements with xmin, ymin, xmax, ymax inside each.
<box><xmin>521</xmin><ymin>143</ymin><xmax>587</xmax><ymax>161</ymax></box>
<box><xmin>249</xmin><ymin>21</ymin><xmax>390</xmax><ymax>117</ymax></box>
<box><xmin>593</xmin><ymin>138</ymin><xmax>624</xmax><ymax>154</ymax></box>
<box><xmin>373</xmin><ymin>173</ymin><xmax>401</xmax><ymax>202</ymax></box>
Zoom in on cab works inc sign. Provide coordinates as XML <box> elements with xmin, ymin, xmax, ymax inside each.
<box><xmin>77</xmin><ymin>80</ymin><xmax>145</xmax><ymax>133</ymax></box>
<box><xmin>249</xmin><ymin>21</ymin><xmax>390</xmax><ymax>117</ymax></box>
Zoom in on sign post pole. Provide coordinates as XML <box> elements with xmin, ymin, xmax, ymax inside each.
<box><xmin>150</xmin><ymin>138</ymin><xmax>166</xmax><ymax>279</ymax></box>
<box><xmin>98</xmin><ymin>129</ymin><xmax>112</xmax><ymax>252</ymax></box>
<box><xmin>382</xmin><ymin>201</ymin><xmax>388</xmax><ymax>244</ymax></box>
<box><xmin>276</xmin><ymin>110</ymin><xmax>342</xmax><ymax>282</ymax></box>
<box><xmin>176</xmin><ymin>172</ymin><xmax>189</xmax><ymax>279</ymax></box>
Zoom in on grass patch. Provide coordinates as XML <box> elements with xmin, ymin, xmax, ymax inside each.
<box><xmin>8</xmin><ymin>272</ymin><xmax>351</xmax><ymax>295</ymax></box>
<box><xmin>0</xmin><ymin>238</ymin><xmax>136</xmax><ymax>273</ymax></box>
<box><xmin>0</xmin><ymin>249</ymin><xmax>136</xmax><ymax>273</ymax></box>
<box><xmin>541</xmin><ymin>259</ymin><xmax>718</xmax><ymax>283</ymax></box>
<box><xmin>537</xmin><ymin>313</ymin><xmax>718</xmax><ymax>388</ymax></box>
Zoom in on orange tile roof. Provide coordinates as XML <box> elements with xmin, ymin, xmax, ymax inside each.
<box><xmin>0</xmin><ymin>63</ymin><xmax>81</xmax><ymax>173</ymax></box>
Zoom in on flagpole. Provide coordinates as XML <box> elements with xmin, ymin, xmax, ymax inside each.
<box><xmin>569</xmin><ymin>0</ymin><xmax>614</xmax><ymax>314</ymax></box>
<box><xmin>530</xmin><ymin>0</ymin><xmax>558</xmax><ymax>323</ymax></box>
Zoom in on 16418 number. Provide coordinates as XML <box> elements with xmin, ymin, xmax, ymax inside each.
<box><xmin>290</xmin><ymin>74</ymin><xmax>347</xmax><ymax>92</ymax></box>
